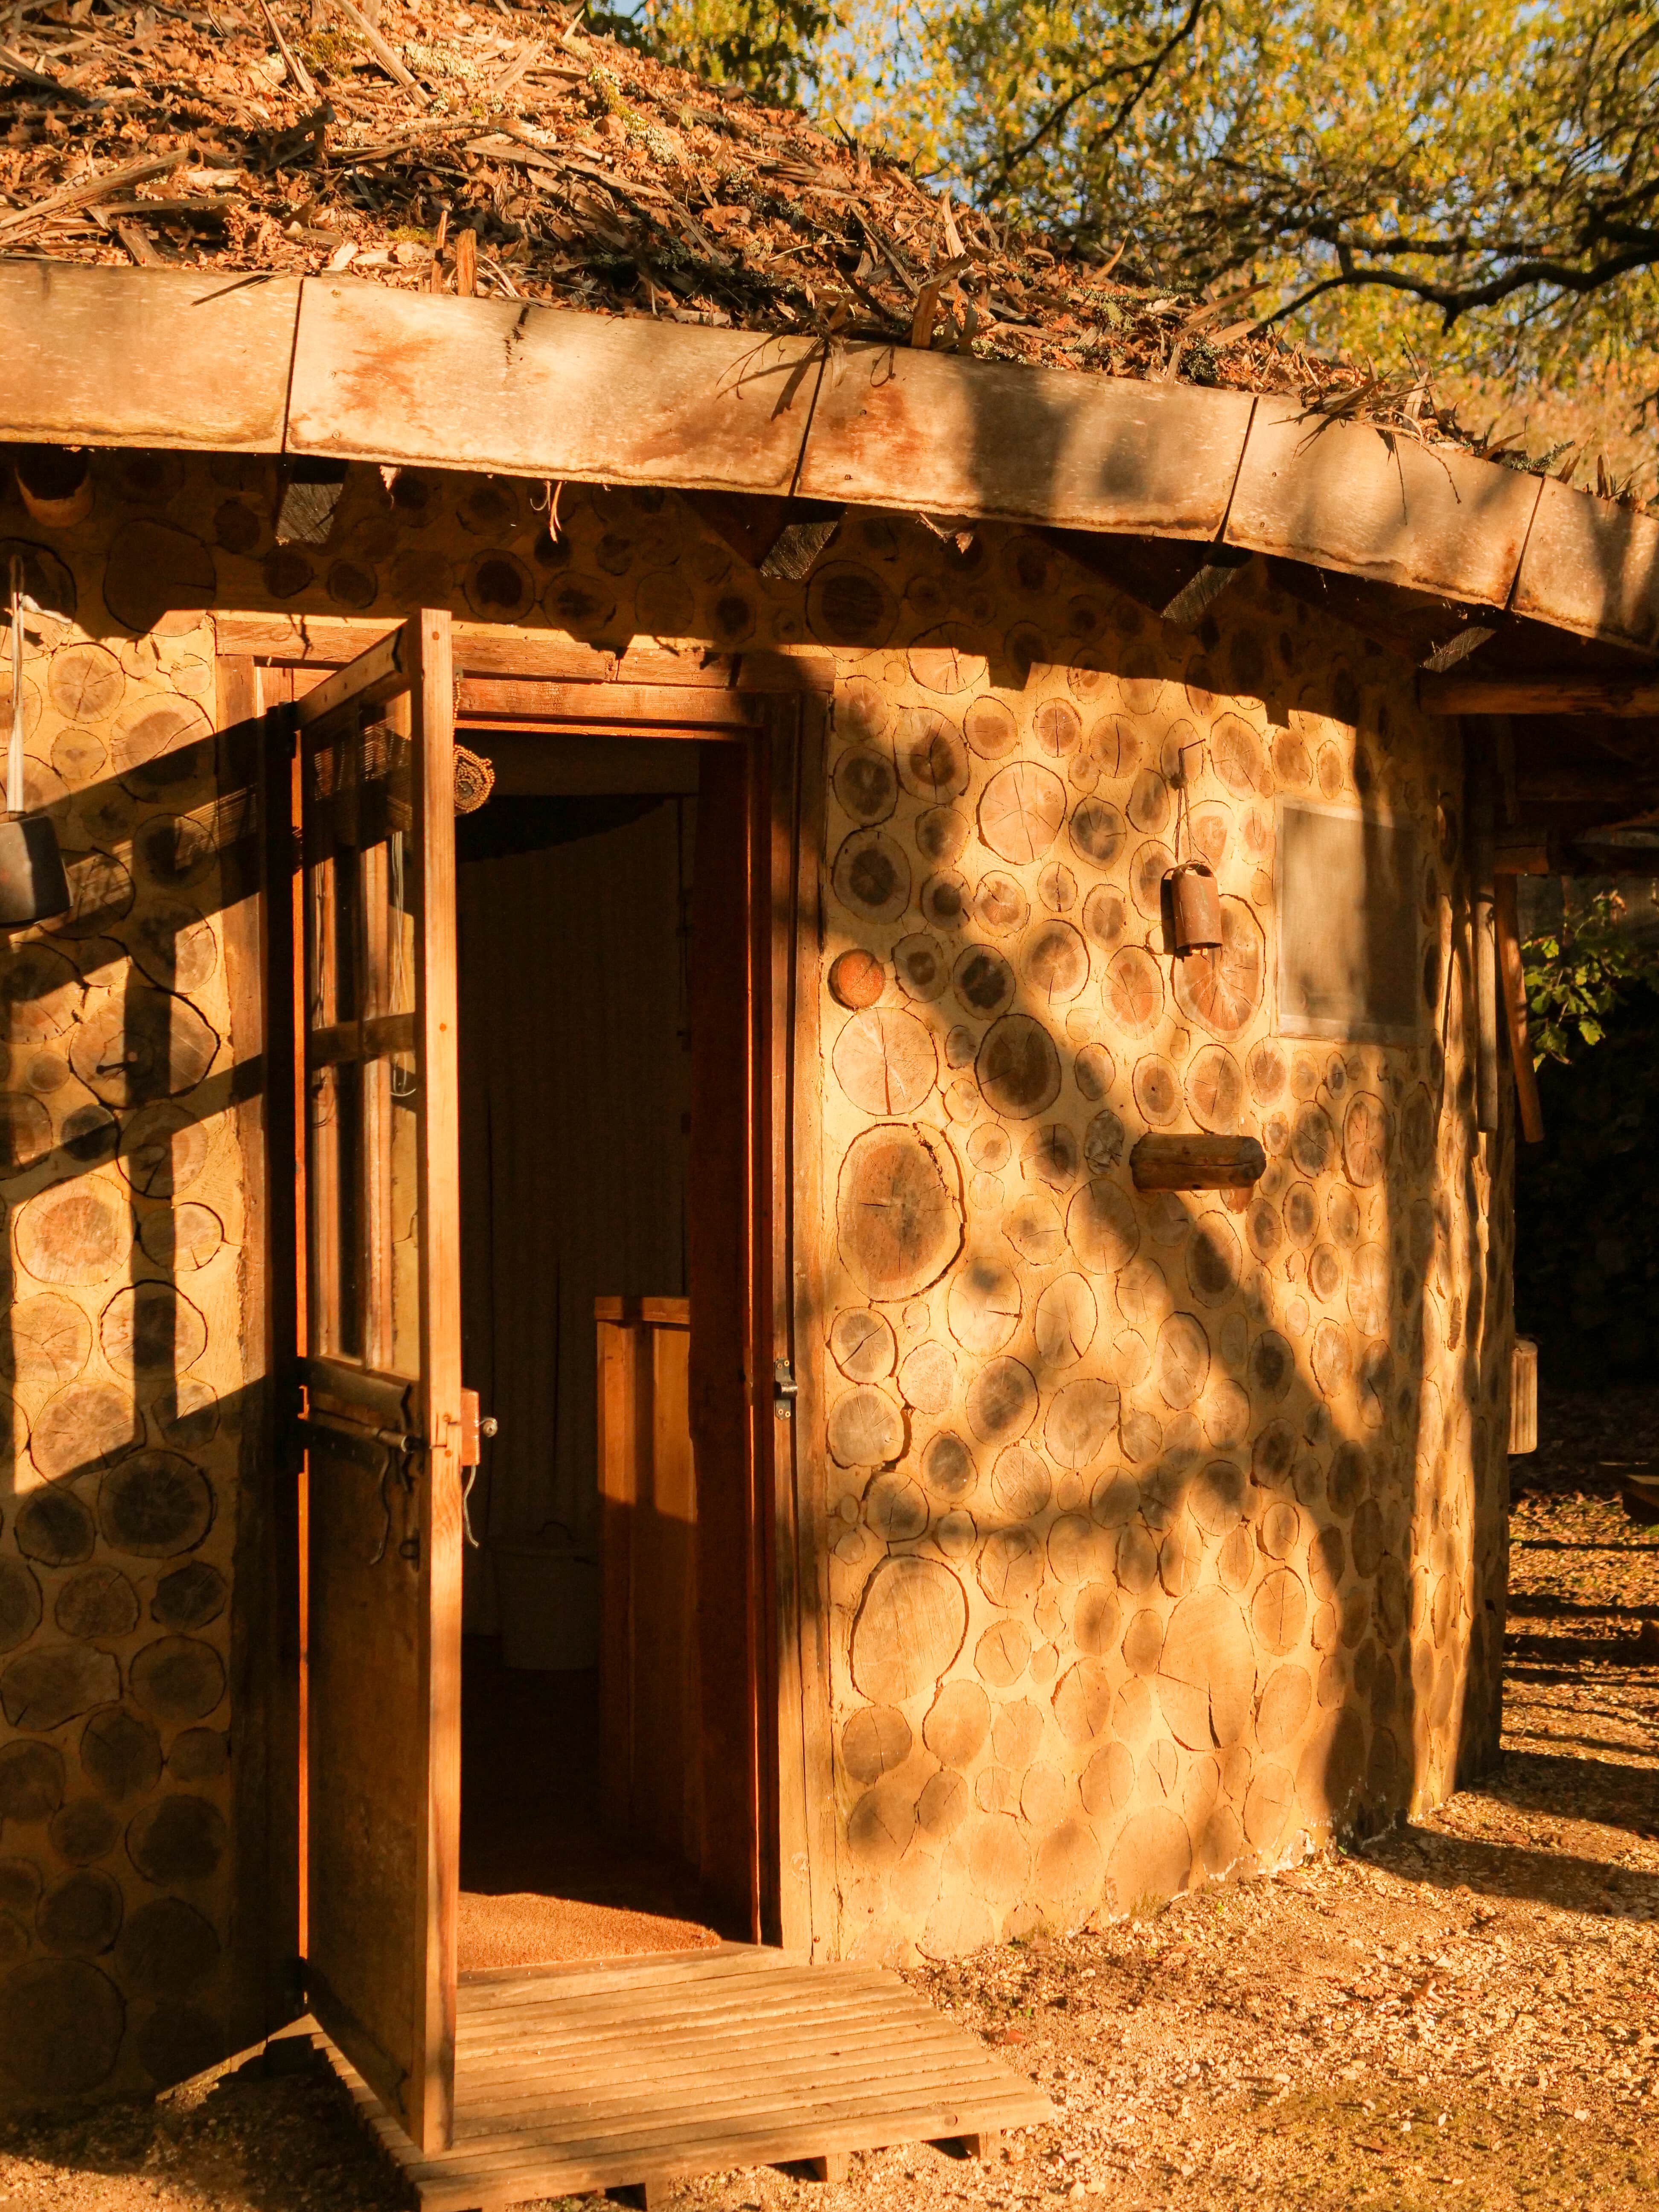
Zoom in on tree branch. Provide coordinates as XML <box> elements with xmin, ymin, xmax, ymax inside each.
<box><xmin>970</xmin><ymin>0</ymin><xmax>1209</xmax><ymax>200</ymax></box>
<box><xmin>1261</xmin><ymin>236</ymin><xmax>1659</xmax><ymax>329</ymax></box>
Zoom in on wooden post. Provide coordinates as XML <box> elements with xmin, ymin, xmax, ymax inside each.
<box><xmin>1494</xmin><ymin>876</ymin><xmax>1544</xmax><ymax>1144</ymax></box>
<box><xmin>1467</xmin><ymin>731</ymin><xmax>1500</xmax><ymax>1135</ymax></box>
<box><xmin>221</xmin><ymin>656</ymin><xmax>297</xmax><ymax>2045</ymax></box>
<box><xmin>688</xmin><ymin>738</ymin><xmax>765</xmax><ymax>1939</ymax></box>
<box><xmin>1509</xmin><ymin>1338</ymin><xmax>1539</xmax><ymax>1454</ymax></box>
<box><xmin>806</xmin><ymin>2153</ymin><xmax>851</xmax><ymax>2182</ymax></box>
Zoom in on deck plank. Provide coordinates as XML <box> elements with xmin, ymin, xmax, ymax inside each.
<box><xmin>318</xmin><ymin>1945</ymin><xmax>1050</xmax><ymax>2212</ymax></box>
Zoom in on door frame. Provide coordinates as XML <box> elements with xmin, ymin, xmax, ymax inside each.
<box><xmin>226</xmin><ymin>618</ymin><xmax>835</xmax><ymax>2018</ymax></box>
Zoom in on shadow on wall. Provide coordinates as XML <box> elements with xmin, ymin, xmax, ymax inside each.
<box><xmin>797</xmin><ymin>501</ymin><xmax>1513</xmax><ymax>1960</ymax></box>
<box><xmin>0</xmin><ymin>686</ymin><xmax>263</xmax><ymax>2103</ymax></box>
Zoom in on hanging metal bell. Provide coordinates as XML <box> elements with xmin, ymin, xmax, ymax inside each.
<box><xmin>1168</xmin><ymin>860</ymin><xmax>1222</xmax><ymax>952</ymax></box>
<box><xmin>0</xmin><ymin>812</ymin><xmax>70</xmax><ymax>927</ymax></box>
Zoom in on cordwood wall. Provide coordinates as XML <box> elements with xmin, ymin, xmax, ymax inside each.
<box><xmin>0</xmin><ymin>448</ymin><xmax>1510</xmax><ymax>2096</ymax></box>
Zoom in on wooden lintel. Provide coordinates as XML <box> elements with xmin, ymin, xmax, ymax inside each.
<box><xmin>455</xmin><ymin>677</ymin><xmax>761</xmax><ymax>727</ymax></box>
<box><xmin>212</xmin><ymin>616</ymin><xmax>832</xmax><ymax>696</ymax></box>
<box><xmin>1420</xmin><ymin>671</ymin><xmax>1659</xmax><ymax>716</ymax></box>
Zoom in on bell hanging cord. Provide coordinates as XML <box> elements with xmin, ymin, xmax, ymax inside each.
<box><xmin>1175</xmin><ymin>733</ymin><xmax>1205</xmax><ymax>865</ymax></box>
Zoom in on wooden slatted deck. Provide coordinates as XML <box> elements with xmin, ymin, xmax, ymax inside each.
<box><xmin>319</xmin><ymin>1945</ymin><xmax>1052</xmax><ymax>2212</ymax></box>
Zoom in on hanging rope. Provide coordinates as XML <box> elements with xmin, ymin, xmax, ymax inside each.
<box><xmin>1174</xmin><ymin>733</ymin><xmax>1206</xmax><ymax>866</ymax></box>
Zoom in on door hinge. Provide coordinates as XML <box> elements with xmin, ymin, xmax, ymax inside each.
<box><xmin>772</xmin><ymin>1359</ymin><xmax>798</xmax><ymax>1419</ymax></box>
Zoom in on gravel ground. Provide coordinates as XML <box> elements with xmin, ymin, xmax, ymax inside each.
<box><xmin>5</xmin><ymin>1392</ymin><xmax>1656</xmax><ymax>2212</ymax></box>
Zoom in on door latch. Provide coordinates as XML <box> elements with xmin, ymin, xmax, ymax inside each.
<box><xmin>772</xmin><ymin>1359</ymin><xmax>798</xmax><ymax>1420</ymax></box>
<box><xmin>459</xmin><ymin>1387</ymin><xmax>497</xmax><ymax>1467</ymax></box>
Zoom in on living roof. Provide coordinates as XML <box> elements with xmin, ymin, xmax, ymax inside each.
<box><xmin>0</xmin><ymin>0</ymin><xmax>1598</xmax><ymax>479</ymax></box>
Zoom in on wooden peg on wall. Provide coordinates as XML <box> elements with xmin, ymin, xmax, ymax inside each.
<box><xmin>1129</xmin><ymin>1134</ymin><xmax>1266</xmax><ymax>1192</ymax></box>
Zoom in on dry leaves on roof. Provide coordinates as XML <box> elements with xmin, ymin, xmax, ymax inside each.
<box><xmin>0</xmin><ymin>0</ymin><xmax>1632</xmax><ymax>491</ymax></box>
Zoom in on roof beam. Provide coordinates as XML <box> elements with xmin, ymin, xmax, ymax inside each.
<box><xmin>1</xmin><ymin>266</ymin><xmax>1657</xmax><ymax>661</ymax></box>
<box><xmin>1420</xmin><ymin>672</ymin><xmax>1659</xmax><ymax>716</ymax></box>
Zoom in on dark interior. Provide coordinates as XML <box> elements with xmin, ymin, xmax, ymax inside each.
<box><xmin>451</xmin><ymin>748</ymin><xmax>719</xmax><ymax>1970</ymax></box>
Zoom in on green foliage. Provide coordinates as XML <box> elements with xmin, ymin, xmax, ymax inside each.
<box><xmin>1522</xmin><ymin>891</ymin><xmax>1659</xmax><ymax>1065</ymax></box>
<box><xmin>1515</xmin><ymin>981</ymin><xmax>1659</xmax><ymax>1380</ymax></box>
<box><xmin>615</xmin><ymin>0</ymin><xmax>1659</xmax><ymax>432</ymax></box>
<box><xmin>600</xmin><ymin>0</ymin><xmax>839</xmax><ymax>104</ymax></box>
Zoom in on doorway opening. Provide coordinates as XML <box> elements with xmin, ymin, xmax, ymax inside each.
<box><xmin>451</xmin><ymin>722</ymin><xmax>754</xmax><ymax>1973</ymax></box>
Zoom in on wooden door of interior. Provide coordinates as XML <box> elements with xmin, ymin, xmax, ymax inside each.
<box><xmin>295</xmin><ymin>611</ymin><xmax>462</xmax><ymax>2152</ymax></box>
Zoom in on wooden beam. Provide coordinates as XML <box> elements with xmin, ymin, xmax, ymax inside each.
<box><xmin>1509</xmin><ymin>1337</ymin><xmax>1540</xmax><ymax>1453</ymax></box>
<box><xmin>1495</xmin><ymin>875</ymin><xmax>1544</xmax><ymax>1144</ymax></box>
<box><xmin>0</xmin><ymin>262</ymin><xmax>299</xmax><ymax>452</ymax></box>
<box><xmin>1267</xmin><ymin>557</ymin><xmax>1499</xmax><ymax>667</ymax></box>
<box><xmin>454</xmin><ymin>678</ymin><xmax>761</xmax><ymax>727</ymax></box>
<box><xmin>0</xmin><ymin>263</ymin><xmax>1655</xmax><ymax>661</ymax></box>
<box><xmin>213</xmin><ymin>616</ymin><xmax>833</xmax><ymax>694</ymax></box>
<box><xmin>292</xmin><ymin>626</ymin><xmax>410</xmax><ymax>726</ymax></box>
<box><xmin>796</xmin><ymin>346</ymin><xmax>1254</xmax><ymax>537</ymax></box>
<box><xmin>285</xmin><ymin>280</ymin><xmax>821</xmax><ymax>494</ymax></box>
<box><xmin>1225</xmin><ymin>395</ymin><xmax>1541</xmax><ymax>609</ymax></box>
<box><xmin>1511</xmin><ymin>473</ymin><xmax>1659</xmax><ymax>657</ymax></box>
<box><xmin>1420</xmin><ymin>671</ymin><xmax>1659</xmax><ymax>716</ymax></box>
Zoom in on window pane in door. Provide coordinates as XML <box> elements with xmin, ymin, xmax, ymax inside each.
<box><xmin>304</xmin><ymin>690</ymin><xmax>421</xmax><ymax>1377</ymax></box>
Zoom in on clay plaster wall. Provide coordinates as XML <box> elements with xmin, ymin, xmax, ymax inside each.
<box><xmin>810</xmin><ymin>540</ymin><xmax>1513</xmax><ymax>1965</ymax></box>
<box><xmin>0</xmin><ymin>454</ymin><xmax>259</xmax><ymax>2107</ymax></box>
<box><xmin>0</xmin><ymin>447</ymin><xmax>1510</xmax><ymax>2099</ymax></box>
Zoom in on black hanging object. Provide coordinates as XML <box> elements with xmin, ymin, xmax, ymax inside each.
<box><xmin>2</xmin><ymin>551</ymin><xmax>70</xmax><ymax>926</ymax></box>
<box><xmin>0</xmin><ymin>812</ymin><xmax>68</xmax><ymax>926</ymax></box>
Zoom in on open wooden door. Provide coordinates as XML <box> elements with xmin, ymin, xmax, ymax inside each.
<box><xmin>294</xmin><ymin>612</ymin><xmax>461</xmax><ymax>2151</ymax></box>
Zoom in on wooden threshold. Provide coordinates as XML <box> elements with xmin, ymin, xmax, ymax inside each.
<box><xmin>311</xmin><ymin>1944</ymin><xmax>1051</xmax><ymax>2212</ymax></box>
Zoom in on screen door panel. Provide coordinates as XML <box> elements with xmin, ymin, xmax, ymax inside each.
<box><xmin>297</xmin><ymin>612</ymin><xmax>460</xmax><ymax>2154</ymax></box>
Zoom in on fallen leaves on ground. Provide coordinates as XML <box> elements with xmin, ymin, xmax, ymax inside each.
<box><xmin>3</xmin><ymin>1389</ymin><xmax>1654</xmax><ymax>2209</ymax></box>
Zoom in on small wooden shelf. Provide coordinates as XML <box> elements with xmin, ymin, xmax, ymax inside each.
<box><xmin>1129</xmin><ymin>1133</ymin><xmax>1266</xmax><ymax>1192</ymax></box>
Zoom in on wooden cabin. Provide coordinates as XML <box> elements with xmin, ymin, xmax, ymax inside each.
<box><xmin>0</xmin><ymin>99</ymin><xmax>1654</xmax><ymax>2204</ymax></box>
